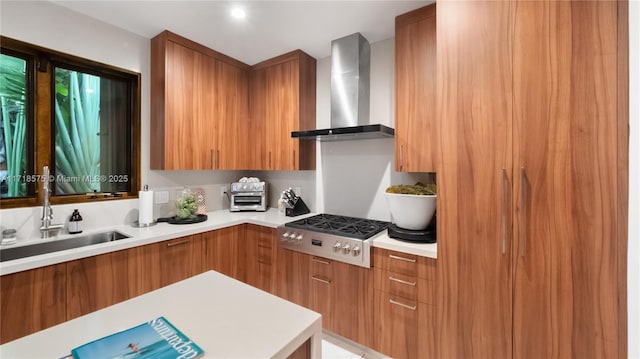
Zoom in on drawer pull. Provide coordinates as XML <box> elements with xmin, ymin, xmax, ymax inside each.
<box><xmin>311</xmin><ymin>258</ymin><xmax>331</xmax><ymax>265</ymax></box>
<box><xmin>311</xmin><ymin>276</ymin><xmax>331</xmax><ymax>284</ymax></box>
<box><xmin>389</xmin><ymin>254</ymin><xmax>416</xmax><ymax>263</ymax></box>
<box><xmin>389</xmin><ymin>276</ymin><xmax>416</xmax><ymax>286</ymax></box>
<box><xmin>166</xmin><ymin>239</ymin><xmax>190</xmax><ymax>247</ymax></box>
<box><xmin>389</xmin><ymin>299</ymin><xmax>417</xmax><ymax>311</ymax></box>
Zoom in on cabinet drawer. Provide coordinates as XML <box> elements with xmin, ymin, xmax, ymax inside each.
<box><xmin>310</xmin><ymin>256</ymin><xmax>333</xmax><ymax>280</ymax></box>
<box><xmin>372</xmin><ymin>248</ymin><xmax>436</xmax><ymax>280</ymax></box>
<box><xmin>374</xmin><ymin>268</ymin><xmax>435</xmax><ymax>305</ymax></box>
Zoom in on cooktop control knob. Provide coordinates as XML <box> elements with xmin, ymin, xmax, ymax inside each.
<box><xmin>351</xmin><ymin>246</ymin><xmax>361</xmax><ymax>256</ymax></box>
<box><xmin>296</xmin><ymin>234</ymin><xmax>303</xmax><ymax>242</ymax></box>
<box><xmin>282</xmin><ymin>232</ymin><xmax>291</xmax><ymax>240</ymax></box>
<box><xmin>333</xmin><ymin>242</ymin><xmax>342</xmax><ymax>252</ymax></box>
<box><xmin>341</xmin><ymin>244</ymin><xmax>351</xmax><ymax>254</ymax></box>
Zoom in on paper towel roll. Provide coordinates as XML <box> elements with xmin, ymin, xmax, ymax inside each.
<box><xmin>138</xmin><ymin>190</ymin><xmax>154</xmax><ymax>225</ymax></box>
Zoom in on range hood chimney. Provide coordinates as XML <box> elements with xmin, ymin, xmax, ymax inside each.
<box><xmin>292</xmin><ymin>33</ymin><xmax>394</xmax><ymax>141</ymax></box>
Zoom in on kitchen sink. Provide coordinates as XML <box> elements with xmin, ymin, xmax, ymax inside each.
<box><xmin>0</xmin><ymin>231</ymin><xmax>130</xmax><ymax>262</ymax></box>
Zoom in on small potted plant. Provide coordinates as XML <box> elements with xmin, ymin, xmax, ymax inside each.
<box><xmin>384</xmin><ymin>183</ymin><xmax>436</xmax><ymax>230</ymax></box>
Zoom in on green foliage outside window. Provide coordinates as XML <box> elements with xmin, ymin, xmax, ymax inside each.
<box><xmin>0</xmin><ymin>53</ymin><xmax>27</xmax><ymax>198</ymax></box>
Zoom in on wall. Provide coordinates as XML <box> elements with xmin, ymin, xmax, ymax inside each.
<box><xmin>628</xmin><ymin>1</ymin><xmax>639</xmax><ymax>357</ymax></box>
<box><xmin>0</xmin><ymin>1</ymin><xmax>244</xmax><ymax>239</ymax></box>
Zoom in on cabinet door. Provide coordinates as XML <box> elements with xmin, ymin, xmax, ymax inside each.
<box><xmin>66</xmin><ymin>250</ymin><xmax>131</xmax><ymax>319</ymax></box>
<box><xmin>275</xmin><ymin>248</ymin><xmax>309</xmax><ymax>307</ymax></box>
<box><xmin>164</xmin><ymin>41</ymin><xmax>216</xmax><ymax>170</ymax></box>
<box><xmin>374</xmin><ymin>291</ymin><xmax>420</xmax><ymax>359</ymax></box>
<box><xmin>202</xmin><ymin>226</ymin><xmax>245</xmax><ymax>281</ymax></box>
<box><xmin>395</xmin><ymin>4</ymin><xmax>437</xmax><ymax>172</ymax></box>
<box><xmin>435</xmin><ymin>1</ymin><xmax>513</xmax><ymax>358</ymax></box>
<box><xmin>265</xmin><ymin>60</ymin><xmax>299</xmax><ymax>170</ymax></box>
<box><xmin>248</xmin><ymin>68</ymin><xmax>268</xmax><ymax>170</ymax></box>
<box><xmin>159</xmin><ymin>234</ymin><xmax>203</xmax><ymax>286</ymax></box>
<box><xmin>332</xmin><ymin>261</ymin><xmax>373</xmax><ymax>347</ymax></box>
<box><xmin>245</xmin><ymin>224</ymin><xmax>277</xmax><ymax>293</ymax></box>
<box><xmin>0</xmin><ymin>264</ymin><xmax>66</xmax><ymax>344</ymax></box>
<box><xmin>216</xmin><ymin>60</ymin><xmax>249</xmax><ymax>169</ymax></box>
<box><xmin>512</xmin><ymin>1</ymin><xmax>623</xmax><ymax>358</ymax></box>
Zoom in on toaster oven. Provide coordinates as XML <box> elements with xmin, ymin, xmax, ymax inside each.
<box><xmin>230</xmin><ymin>181</ymin><xmax>268</xmax><ymax>212</ymax></box>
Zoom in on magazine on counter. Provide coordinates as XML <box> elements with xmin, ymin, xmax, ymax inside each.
<box><xmin>70</xmin><ymin>317</ymin><xmax>204</xmax><ymax>359</ymax></box>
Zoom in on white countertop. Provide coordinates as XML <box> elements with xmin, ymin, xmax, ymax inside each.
<box><xmin>0</xmin><ymin>209</ymin><xmax>437</xmax><ymax>276</ymax></box>
<box><xmin>0</xmin><ymin>270</ymin><xmax>323</xmax><ymax>358</ymax></box>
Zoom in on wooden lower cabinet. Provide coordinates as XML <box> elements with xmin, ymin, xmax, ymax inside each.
<box><xmin>372</xmin><ymin>247</ymin><xmax>437</xmax><ymax>358</ymax></box>
<box><xmin>245</xmin><ymin>224</ymin><xmax>277</xmax><ymax>293</ymax></box>
<box><xmin>202</xmin><ymin>226</ymin><xmax>245</xmax><ymax>281</ymax></box>
<box><xmin>374</xmin><ymin>291</ymin><xmax>435</xmax><ymax>359</ymax></box>
<box><xmin>275</xmin><ymin>247</ymin><xmax>310</xmax><ymax>307</ymax></box>
<box><xmin>67</xmin><ymin>250</ymin><xmax>132</xmax><ymax>319</ymax></box>
<box><xmin>0</xmin><ymin>263</ymin><xmax>66</xmax><ymax>344</ymax></box>
<box><xmin>288</xmin><ymin>255</ymin><xmax>373</xmax><ymax>347</ymax></box>
<box><xmin>158</xmin><ymin>234</ymin><xmax>203</xmax><ymax>287</ymax></box>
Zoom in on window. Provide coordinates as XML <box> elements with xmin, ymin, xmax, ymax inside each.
<box><xmin>0</xmin><ymin>37</ymin><xmax>140</xmax><ymax>208</ymax></box>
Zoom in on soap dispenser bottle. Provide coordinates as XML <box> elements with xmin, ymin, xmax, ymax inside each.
<box><xmin>69</xmin><ymin>209</ymin><xmax>83</xmax><ymax>234</ymax></box>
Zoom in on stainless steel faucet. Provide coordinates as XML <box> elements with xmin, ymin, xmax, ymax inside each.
<box><xmin>40</xmin><ymin>166</ymin><xmax>64</xmax><ymax>238</ymax></box>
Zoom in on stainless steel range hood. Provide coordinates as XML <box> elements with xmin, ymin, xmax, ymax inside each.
<box><xmin>292</xmin><ymin>33</ymin><xmax>394</xmax><ymax>141</ymax></box>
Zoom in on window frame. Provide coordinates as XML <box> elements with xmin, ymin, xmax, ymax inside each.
<box><xmin>0</xmin><ymin>36</ymin><xmax>141</xmax><ymax>208</ymax></box>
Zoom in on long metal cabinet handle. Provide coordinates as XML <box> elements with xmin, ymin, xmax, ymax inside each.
<box><xmin>311</xmin><ymin>276</ymin><xmax>331</xmax><ymax>284</ymax></box>
<box><xmin>519</xmin><ymin>167</ymin><xmax>527</xmax><ymax>257</ymax></box>
<box><xmin>389</xmin><ymin>276</ymin><xmax>416</xmax><ymax>286</ymax></box>
<box><xmin>166</xmin><ymin>239</ymin><xmax>190</xmax><ymax>247</ymax></box>
<box><xmin>210</xmin><ymin>149</ymin><xmax>214</xmax><ymax>169</ymax></box>
<box><xmin>502</xmin><ymin>168</ymin><xmax>508</xmax><ymax>254</ymax></box>
<box><xmin>389</xmin><ymin>299</ymin><xmax>417</xmax><ymax>311</ymax></box>
<box><xmin>389</xmin><ymin>254</ymin><xmax>416</xmax><ymax>263</ymax></box>
<box><xmin>292</xmin><ymin>150</ymin><xmax>296</xmax><ymax>169</ymax></box>
<box><xmin>399</xmin><ymin>144</ymin><xmax>404</xmax><ymax>170</ymax></box>
<box><xmin>217</xmin><ymin>150</ymin><xmax>220</xmax><ymax>169</ymax></box>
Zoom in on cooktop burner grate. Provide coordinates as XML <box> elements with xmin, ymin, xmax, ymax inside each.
<box><xmin>285</xmin><ymin>213</ymin><xmax>388</xmax><ymax>240</ymax></box>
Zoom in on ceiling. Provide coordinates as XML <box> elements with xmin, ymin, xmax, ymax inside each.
<box><xmin>51</xmin><ymin>0</ymin><xmax>432</xmax><ymax>65</ymax></box>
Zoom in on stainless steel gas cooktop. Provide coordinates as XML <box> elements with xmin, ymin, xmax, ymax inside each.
<box><xmin>277</xmin><ymin>213</ymin><xmax>389</xmax><ymax>267</ymax></box>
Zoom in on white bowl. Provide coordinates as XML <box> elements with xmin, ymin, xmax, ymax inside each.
<box><xmin>384</xmin><ymin>192</ymin><xmax>436</xmax><ymax>230</ymax></box>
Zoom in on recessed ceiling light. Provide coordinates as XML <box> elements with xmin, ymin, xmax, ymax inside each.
<box><xmin>231</xmin><ymin>7</ymin><xmax>246</xmax><ymax>19</ymax></box>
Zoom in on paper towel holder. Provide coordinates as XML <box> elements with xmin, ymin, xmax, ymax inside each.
<box><xmin>133</xmin><ymin>185</ymin><xmax>158</xmax><ymax>228</ymax></box>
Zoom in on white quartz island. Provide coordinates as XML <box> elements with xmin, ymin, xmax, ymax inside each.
<box><xmin>0</xmin><ymin>271</ymin><xmax>322</xmax><ymax>358</ymax></box>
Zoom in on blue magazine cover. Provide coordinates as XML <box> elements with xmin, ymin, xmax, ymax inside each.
<box><xmin>71</xmin><ymin>317</ymin><xmax>204</xmax><ymax>359</ymax></box>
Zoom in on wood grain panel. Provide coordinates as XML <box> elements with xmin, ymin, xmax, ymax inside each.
<box><xmin>512</xmin><ymin>1</ymin><xmax>622</xmax><ymax>357</ymax></box>
<box><xmin>372</xmin><ymin>247</ymin><xmax>434</xmax><ymax>280</ymax></box>
<box><xmin>216</xmin><ymin>60</ymin><xmax>249</xmax><ymax>169</ymax></box>
<box><xmin>275</xmin><ymin>248</ymin><xmax>310</xmax><ymax>307</ymax></box>
<box><xmin>126</xmin><ymin>242</ymin><xmax>161</xmax><ymax>297</ymax></box>
<box><xmin>66</xmin><ymin>250</ymin><xmax>130</xmax><ymax>319</ymax></box>
<box><xmin>331</xmin><ymin>261</ymin><xmax>373</xmax><ymax>347</ymax></box>
<box><xmin>245</xmin><ymin>224</ymin><xmax>277</xmax><ymax>293</ymax></box>
<box><xmin>435</xmin><ymin>1</ymin><xmax>514</xmax><ymax>358</ymax></box>
<box><xmin>0</xmin><ymin>264</ymin><xmax>66</xmax><ymax>344</ymax></box>
<box><xmin>159</xmin><ymin>234</ymin><xmax>203</xmax><ymax>286</ymax></box>
<box><xmin>248</xmin><ymin>68</ymin><xmax>268</xmax><ymax>169</ymax></box>
<box><xmin>395</xmin><ymin>4</ymin><xmax>437</xmax><ymax>172</ymax></box>
<box><xmin>373</xmin><ymin>290</ymin><xmax>420</xmax><ymax>359</ymax></box>
<box><xmin>202</xmin><ymin>226</ymin><xmax>246</xmax><ymax>281</ymax></box>
<box><xmin>616</xmin><ymin>2</ymin><xmax>629</xmax><ymax>357</ymax></box>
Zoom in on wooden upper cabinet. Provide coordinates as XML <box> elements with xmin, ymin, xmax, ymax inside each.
<box><xmin>150</xmin><ymin>30</ymin><xmax>251</xmax><ymax>170</ymax></box>
<box><xmin>215</xmin><ymin>59</ymin><xmax>250</xmax><ymax>170</ymax></box>
<box><xmin>435</xmin><ymin>1</ymin><xmax>514</xmax><ymax>358</ymax></box>
<box><xmin>395</xmin><ymin>4</ymin><xmax>437</xmax><ymax>172</ymax></box>
<box><xmin>251</xmin><ymin>51</ymin><xmax>316</xmax><ymax>170</ymax></box>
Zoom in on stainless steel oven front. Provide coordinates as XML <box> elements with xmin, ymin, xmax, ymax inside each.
<box><xmin>230</xmin><ymin>182</ymin><xmax>268</xmax><ymax>212</ymax></box>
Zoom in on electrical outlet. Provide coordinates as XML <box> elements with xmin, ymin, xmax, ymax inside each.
<box><xmin>155</xmin><ymin>191</ymin><xmax>169</xmax><ymax>204</ymax></box>
<box><xmin>294</xmin><ymin>187</ymin><xmax>301</xmax><ymax>197</ymax></box>
<box><xmin>220</xmin><ymin>185</ymin><xmax>228</xmax><ymax>197</ymax></box>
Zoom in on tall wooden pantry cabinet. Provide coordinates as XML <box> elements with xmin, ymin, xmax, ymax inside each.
<box><xmin>435</xmin><ymin>1</ymin><xmax>628</xmax><ymax>358</ymax></box>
